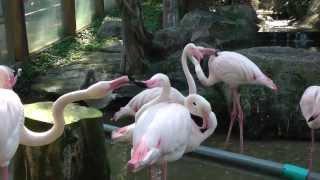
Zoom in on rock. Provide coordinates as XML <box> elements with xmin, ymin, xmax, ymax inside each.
<box><xmin>153</xmin><ymin>5</ymin><xmax>258</xmax><ymax>54</ymax></box>
<box><xmin>97</xmin><ymin>17</ymin><xmax>122</xmax><ymax>38</ymax></box>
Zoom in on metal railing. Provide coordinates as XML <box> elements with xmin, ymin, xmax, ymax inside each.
<box><xmin>103</xmin><ymin>123</ymin><xmax>320</xmax><ymax>180</ymax></box>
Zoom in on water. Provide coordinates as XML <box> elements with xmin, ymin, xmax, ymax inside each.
<box><xmin>105</xmin><ymin>134</ymin><xmax>320</xmax><ymax>180</ymax></box>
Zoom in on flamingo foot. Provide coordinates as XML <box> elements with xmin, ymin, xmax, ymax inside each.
<box><xmin>1</xmin><ymin>166</ymin><xmax>9</xmax><ymax>180</ymax></box>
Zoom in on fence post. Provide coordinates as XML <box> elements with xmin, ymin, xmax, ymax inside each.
<box><xmin>95</xmin><ymin>0</ymin><xmax>105</xmax><ymax>18</ymax></box>
<box><xmin>5</xmin><ymin>0</ymin><xmax>29</xmax><ymax>61</ymax></box>
<box><xmin>62</xmin><ymin>0</ymin><xmax>76</xmax><ymax>36</ymax></box>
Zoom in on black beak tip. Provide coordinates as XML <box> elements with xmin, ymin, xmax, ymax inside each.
<box><xmin>128</xmin><ymin>75</ymin><xmax>135</xmax><ymax>82</ymax></box>
<box><xmin>133</xmin><ymin>81</ymin><xmax>148</xmax><ymax>88</ymax></box>
<box><xmin>308</xmin><ymin>116</ymin><xmax>316</xmax><ymax>122</ymax></box>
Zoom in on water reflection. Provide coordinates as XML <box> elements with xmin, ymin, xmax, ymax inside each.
<box><xmin>105</xmin><ymin>133</ymin><xmax>320</xmax><ymax>180</ymax></box>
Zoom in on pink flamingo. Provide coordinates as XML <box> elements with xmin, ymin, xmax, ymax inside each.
<box><xmin>0</xmin><ymin>66</ymin><xmax>21</xmax><ymax>89</ymax></box>
<box><xmin>112</xmin><ymin>43</ymin><xmax>216</xmax><ymax>142</ymax></box>
<box><xmin>300</xmin><ymin>86</ymin><xmax>320</xmax><ymax>173</ymax></box>
<box><xmin>127</xmin><ymin>74</ymin><xmax>217</xmax><ymax>180</ymax></box>
<box><xmin>193</xmin><ymin>50</ymin><xmax>277</xmax><ymax>152</ymax></box>
<box><xmin>0</xmin><ymin>70</ymin><xmax>129</xmax><ymax>180</ymax></box>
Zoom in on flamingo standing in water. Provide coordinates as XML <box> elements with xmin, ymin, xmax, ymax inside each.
<box><xmin>193</xmin><ymin>50</ymin><xmax>277</xmax><ymax>152</ymax></box>
<box><xmin>0</xmin><ymin>68</ymin><xmax>129</xmax><ymax>180</ymax></box>
<box><xmin>112</xmin><ymin>43</ymin><xmax>216</xmax><ymax>142</ymax></box>
<box><xmin>126</xmin><ymin>74</ymin><xmax>217</xmax><ymax>180</ymax></box>
<box><xmin>300</xmin><ymin>86</ymin><xmax>320</xmax><ymax>173</ymax></box>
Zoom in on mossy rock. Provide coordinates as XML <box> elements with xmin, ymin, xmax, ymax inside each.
<box><xmin>24</xmin><ymin>101</ymin><xmax>103</xmax><ymax>125</ymax></box>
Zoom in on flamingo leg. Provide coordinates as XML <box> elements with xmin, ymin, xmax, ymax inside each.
<box><xmin>308</xmin><ymin>129</ymin><xmax>314</xmax><ymax>172</ymax></box>
<box><xmin>150</xmin><ymin>164</ymin><xmax>162</xmax><ymax>180</ymax></box>
<box><xmin>234</xmin><ymin>91</ymin><xmax>244</xmax><ymax>153</ymax></box>
<box><xmin>1</xmin><ymin>166</ymin><xmax>9</xmax><ymax>180</ymax></box>
<box><xmin>161</xmin><ymin>161</ymin><xmax>167</xmax><ymax>180</ymax></box>
<box><xmin>225</xmin><ymin>88</ymin><xmax>238</xmax><ymax>147</ymax></box>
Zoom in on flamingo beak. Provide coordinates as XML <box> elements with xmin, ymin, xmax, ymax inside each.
<box><xmin>109</xmin><ymin>76</ymin><xmax>129</xmax><ymax>90</ymax></box>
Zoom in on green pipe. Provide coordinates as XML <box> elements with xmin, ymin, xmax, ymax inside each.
<box><xmin>103</xmin><ymin>124</ymin><xmax>320</xmax><ymax>180</ymax></box>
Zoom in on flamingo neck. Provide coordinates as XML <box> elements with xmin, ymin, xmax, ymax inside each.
<box><xmin>135</xmin><ymin>81</ymin><xmax>171</xmax><ymax>120</ymax></box>
<box><xmin>194</xmin><ymin>57</ymin><xmax>217</xmax><ymax>87</ymax></box>
<box><xmin>21</xmin><ymin>90</ymin><xmax>88</xmax><ymax>146</ymax></box>
<box><xmin>181</xmin><ymin>50</ymin><xmax>197</xmax><ymax>94</ymax></box>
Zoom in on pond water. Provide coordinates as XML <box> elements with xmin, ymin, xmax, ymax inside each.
<box><xmin>105</xmin><ymin>133</ymin><xmax>320</xmax><ymax>180</ymax></box>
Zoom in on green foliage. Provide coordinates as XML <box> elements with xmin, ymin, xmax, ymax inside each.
<box><xmin>273</xmin><ymin>0</ymin><xmax>311</xmax><ymax>19</ymax></box>
<box><xmin>143</xmin><ymin>1</ymin><xmax>162</xmax><ymax>32</ymax></box>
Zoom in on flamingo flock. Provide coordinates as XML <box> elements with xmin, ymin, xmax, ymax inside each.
<box><xmin>0</xmin><ymin>42</ymin><xmax>318</xmax><ymax>180</ymax></box>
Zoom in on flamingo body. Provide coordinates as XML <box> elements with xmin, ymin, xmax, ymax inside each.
<box><xmin>113</xmin><ymin>87</ymin><xmax>185</xmax><ymax>121</ymax></box>
<box><xmin>0</xmin><ymin>90</ymin><xmax>24</xmax><ymax>167</ymax></box>
<box><xmin>300</xmin><ymin>86</ymin><xmax>320</xmax><ymax>171</ymax></box>
<box><xmin>194</xmin><ymin>50</ymin><xmax>277</xmax><ymax>152</ymax></box>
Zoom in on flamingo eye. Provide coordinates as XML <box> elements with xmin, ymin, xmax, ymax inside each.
<box><xmin>193</xmin><ymin>102</ymin><xmax>197</xmax><ymax>106</ymax></box>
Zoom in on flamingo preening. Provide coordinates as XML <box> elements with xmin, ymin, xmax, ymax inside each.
<box><xmin>300</xmin><ymin>86</ymin><xmax>320</xmax><ymax>173</ymax></box>
<box><xmin>112</xmin><ymin>43</ymin><xmax>216</xmax><ymax>142</ymax></box>
<box><xmin>193</xmin><ymin>50</ymin><xmax>277</xmax><ymax>152</ymax></box>
<box><xmin>0</xmin><ymin>68</ymin><xmax>129</xmax><ymax>180</ymax></box>
<box><xmin>126</xmin><ymin>74</ymin><xmax>217</xmax><ymax>180</ymax></box>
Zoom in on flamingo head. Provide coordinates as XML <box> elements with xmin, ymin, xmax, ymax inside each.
<box><xmin>300</xmin><ymin>86</ymin><xmax>320</xmax><ymax>129</ymax></box>
<box><xmin>133</xmin><ymin>73</ymin><xmax>170</xmax><ymax>89</ymax></box>
<box><xmin>85</xmin><ymin>76</ymin><xmax>129</xmax><ymax>99</ymax></box>
<box><xmin>184</xmin><ymin>43</ymin><xmax>218</xmax><ymax>64</ymax></box>
<box><xmin>0</xmin><ymin>66</ymin><xmax>21</xmax><ymax>89</ymax></box>
<box><xmin>185</xmin><ymin>94</ymin><xmax>217</xmax><ymax>131</ymax></box>
<box><xmin>255</xmin><ymin>75</ymin><xmax>278</xmax><ymax>92</ymax></box>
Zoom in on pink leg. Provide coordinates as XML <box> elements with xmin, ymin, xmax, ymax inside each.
<box><xmin>1</xmin><ymin>166</ymin><xmax>9</xmax><ymax>180</ymax></box>
<box><xmin>149</xmin><ymin>164</ymin><xmax>162</xmax><ymax>180</ymax></box>
<box><xmin>225</xmin><ymin>89</ymin><xmax>238</xmax><ymax>147</ymax></box>
<box><xmin>161</xmin><ymin>162</ymin><xmax>167</xmax><ymax>180</ymax></box>
<box><xmin>308</xmin><ymin>129</ymin><xmax>314</xmax><ymax>172</ymax></box>
<box><xmin>235</xmin><ymin>91</ymin><xmax>244</xmax><ymax>153</ymax></box>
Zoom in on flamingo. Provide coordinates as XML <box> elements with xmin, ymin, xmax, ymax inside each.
<box><xmin>112</xmin><ymin>43</ymin><xmax>216</xmax><ymax>142</ymax></box>
<box><xmin>300</xmin><ymin>86</ymin><xmax>320</xmax><ymax>173</ymax></box>
<box><xmin>0</xmin><ymin>65</ymin><xmax>21</xmax><ymax>89</ymax></box>
<box><xmin>128</xmin><ymin>74</ymin><xmax>217</xmax><ymax>178</ymax></box>
<box><xmin>193</xmin><ymin>50</ymin><xmax>277</xmax><ymax>152</ymax></box>
<box><xmin>0</xmin><ymin>73</ymin><xmax>129</xmax><ymax>180</ymax></box>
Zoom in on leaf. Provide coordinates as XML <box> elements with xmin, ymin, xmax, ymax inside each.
<box><xmin>24</xmin><ymin>101</ymin><xmax>103</xmax><ymax>125</ymax></box>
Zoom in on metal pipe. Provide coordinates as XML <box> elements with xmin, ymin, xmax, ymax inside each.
<box><xmin>103</xmin><ymin>124</ymin><xmax>320</xmax><ymax>180</ymax></box>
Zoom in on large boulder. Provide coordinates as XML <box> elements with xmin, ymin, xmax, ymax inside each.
<box><xmin>153</xmin><ymin>5</ymin><xmax>258</xmax><ymax>54</ymax></box>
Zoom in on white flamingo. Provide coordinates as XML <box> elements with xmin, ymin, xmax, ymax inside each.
<box><xmin>0</xmin><ymin>73</ymin><xmax>129</xmax><ymax>180</ymax></box>
<box><xmin>300</xmin><ymin>86</ymin><xmax>320</xmax><ymax>172</ymax></box>
<box><xmin>126</xmin><ymin>74</ymin><xmax>217</xmax><ymax>180</ymax></box>
<box><xmin>112</xmin><ymin>43</ymin><xmax>216</xmax><ymax>142</ymax></box>
<box><xmin>193</xmin><ymin>50</ymin><xmax>277</xmax><ymax>152</ymax></box>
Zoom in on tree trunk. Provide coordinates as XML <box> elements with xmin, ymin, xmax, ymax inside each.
<box><xmin>13</xmin><ymin>118</ymin><xmax>110</xmax><ymax>180</ymax></box>
<box><xmin>117</xmin><ymin>0</ymin><xmax>152</xmax><ymax>75</ymax></box>
<box><xmin>162</xmin><ymin>0</ymin><xmax>179</xmax><ymax>28</ymax></box>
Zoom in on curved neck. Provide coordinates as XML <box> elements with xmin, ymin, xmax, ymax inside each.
<box><xmin>194</xmin><ymin>58</ymin><xmax>217</xmax><ymax>87</ymax></box>
<box><xmin>181</xmin><ymin>49</ymin><xmax>197</xmax><ymax>94</ymax></box>
<box><xmin>20</xmin><ymin>90</ymin><xmax>88</xmax><ymax>146</ymax></box>
<box><xmin>135</xmin><ymin>81</ymin><xmax>171</xmax><ymax>120</ymax></box>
